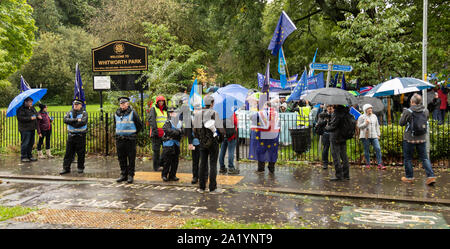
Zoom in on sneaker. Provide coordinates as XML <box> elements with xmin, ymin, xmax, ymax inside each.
<box><xmin>197</xmin><ymin>188</ymin><xmax>206</xmax><ymax>193</ymax></box>
<box><xmin>426</xmin><ymin>177</ymin><xmax>436</xmax><ymax>186</ymax></box>
<box><xmin>401</xmin><ymin>177</ymin><xmax>414</xmax><ymax>183</ymax></box>
<box><xmin>168</xmin><ymin>177</ymin><xmax>179</xmax><ymax>181</ymax></box>
<box><xmin>21</xmin><ymin>158</ymin><xmax>31</xmax><ymax>163</ymax></box>
<box><xmin>219</xmin><ymin>168</ymin><xmax>227</xmax><ymax>174</ymax></box>
<box><xmin>227</xmin><ymin>168</ymin><xmax>240</xmax><ymax>175</ymax></box>
<box><xmin>329</xmin><ymin>177</ymin><xmax>343</xmax><ymax>181</ymax></box>
<box><xmin>209</xmin><ymin>188</ymin><xmax>223</xmax><ymax>194</ymax></box>
<box><xmin>59</xmin><ymin>169</ymin><xmax>70</xmax><ymax>175</ymax></box>
<box><xmin>191</xmin><ymin>177</ymin><xmax>198</xmax><ymax>184</ymax></box>
<box><xmin>378</xmin><ymin>164</ymin><xmax>386</xmax><ymax>170</ymax></box>
<box><xmin>322</xmin><ymin>164</ymin><xmax>328</xmax><ymax>169</ymax></box>
<box><xmin>77</xmin><ymin>169</ymin><xmax>84</xmax><ymax>174</ymax></box>
<box><xmin>29</xmin><ymin>157</ymin><xmax>38</xmax><ymax>162</ymax></box>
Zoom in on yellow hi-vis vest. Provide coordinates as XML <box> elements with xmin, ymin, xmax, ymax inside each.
<box><xmin>297</xmin><ymin>106</ymin><xmax>311</xmax><ymax>127</ymax></box>
<box><xmin>154</xmin><ymin>107</ymin><xmax>167</xmax><ymax>129</ymax></box>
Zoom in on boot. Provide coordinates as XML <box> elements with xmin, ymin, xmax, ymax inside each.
<box><xmin>38</xmin><ymin>150</ymin><xmax>45</xmax><ymax>159</ymax></box>
<box><xmin>46</xmin><ymin>149</ymin><xmax>54</xmax><ymax>158</ymax></box>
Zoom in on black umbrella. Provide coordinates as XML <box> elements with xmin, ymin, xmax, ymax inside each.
<box><xmin>304</xmin><ymin>88</ymin><xmax>358</xmax><ymax>106</ymax></box>
<box><xmin>357</xmin><ymin>96</ymin><xmax>385</xmax><ymax>113</ymax></box>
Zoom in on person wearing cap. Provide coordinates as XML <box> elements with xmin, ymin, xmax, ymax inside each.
<box><xmin>60</xmin><ymin>99</ymin><xmax>88</xmax><ymax>175</ymax></box>
<box><xmin>193</xmin><ymin>95</ymin><xmax>225</xmax><ymax>193</ymax></box>
<box><xmin>161</xmin><ymin>106</ymin><xmax>183</xmax><ymax>182</ymax></box>
<box><xmin>16</xmin><ymin>97</ymin><xmax>41</xmax><ymax>162</ymax></box>
<box><xmin>148</xmin><ymin>95</ymin><xmax>168</xmax><ymax>171</ymax></box>
<box><xmin>114</xmin><ymin>97</ymin><xmax>143</xmax><ymax>184</ymax></box>
<box><xmin>37</xmin><ymin>103</ymin><xmax>54</xmax><ymax>159</ymax></box>
<box><xmin>357</xmin><ymin>103</ymin><xmax>385</xmax><ymax>170</ymax></box>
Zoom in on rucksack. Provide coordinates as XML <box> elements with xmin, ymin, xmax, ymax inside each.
<box><xmin>314</xmin><ymin>121</ymin><xmax>326</xmax><ymax>136</ymax></box>
<box><xmin>340</xmin><ymin>112</ymin><xmax>356</xmax><ymax>140</ymax></box>
<box><xmin>407</xmin><ymin>109</ymin><xmax>427</xmax><ymax>136</ymax></box>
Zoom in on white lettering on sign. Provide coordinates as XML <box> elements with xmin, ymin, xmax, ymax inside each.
<box><xmin>88</xmin><ymin>183</ymin><xmax>200</xmax><ymax>193</ymax></box>
<box><xmin>353</xmin><ymin>208</ymin><xmax>439</xmax><ymax>225</ymax></box>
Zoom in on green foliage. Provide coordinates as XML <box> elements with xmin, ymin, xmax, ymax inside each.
<box><xmin>28</xmin><ymin>0</ymin><xmax>62</xmax><ymax>33</ymax></box>
<box><xmin>141</xmin><ymin>22</ymin><xmax>207</xmax><ymax>96</ymax></box>
<box><xmin>0</xmin><ymin>0</ymin><xmax>37</xmax><ymax>80</ymax></box>
<box><xmin>0</xmin><ymin>206</ymin><xmax>37</xmax><ymax>222</ymax></box>
<box><xmin>329</xmin><ymin>0</ymin><xmax>420</xmax><ymax>83</ymax></box>
<box><xmin>0</xmin><ymin>80</ymin><xmax>19</xmax><ymax>107</ymax></box>
<box><xmin>11</xmin><ymin>26</ymin><xmax>101</xmax><ymax>105</ymax></box>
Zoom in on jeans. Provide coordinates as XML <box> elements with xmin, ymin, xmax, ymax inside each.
<box><xmin>219</xmin><ymin>139</ymin><xmax>237</xmax><ymax>169</ymax></box>
<box><xmin>192</xmin><ymin>146</ymin><xmax>200</xmax><ymax>179</ymax></box>
<box><xmin>37</xmin><ymin>130</ymin><xmax>51</xmax><ymax>150</ymax></box>
<box><xmin>322</xmin><ymin>133</ymin><xmax>331</xmax><ymax>165</ymax></box>
<box><xmin>20</xmin><ymin>130</ymin><xmax>35</xmax><ymax>159</ymax></box>
<box><xmin>403</xmin><ymin>141</ymin><xmax>435</xmax><ymax>179</ymax></box>
<box><xmin>361</xmin><ymin>138</ymin><xmax>383</xmax><ymax>165</ymax></box>
<box><xmin>330</xmin><ymin>141</ymin><xmax>349</xmax><ymax>179</ymax></box>
<box><xmin>432</xmin><ymin>109</ymin><xmax>443</xmax><ymax>124</ymax></box>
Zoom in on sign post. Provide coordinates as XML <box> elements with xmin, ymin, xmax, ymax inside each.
<box><xmin>309</xmin><ymin>62</ymin><xmax>353</xmax><ymax>88</ymax></box>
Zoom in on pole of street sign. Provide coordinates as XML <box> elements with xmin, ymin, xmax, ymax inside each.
<box><xmin>326</xmin><ymin>61</ymin><xmax>332</xmax><ymax>88</ymax></box>
<box><xmin>422</xmin><ymin>0</ymin><xmax>430</xmax><ymax>156</ymax></box>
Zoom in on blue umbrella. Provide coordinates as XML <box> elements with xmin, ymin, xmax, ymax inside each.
<box><xmin>6</xmin><ymin>89</ymin><xmax>48</xmax><ymax>117</ymax></box>
<box><xmin>365</xmin><ymin>77</ymin><xmax>434</xmax><ymax>97</ymax></box>
<box><xmin>212</xmin><ymin>84</ymin><xmax>249</xmax><ymax>119</ymax></box>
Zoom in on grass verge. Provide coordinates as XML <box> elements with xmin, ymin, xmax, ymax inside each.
<box><xmin>0</xmin><ymin>206</ymin><xmax>37</xmax><ymax>222</ymax></box>
<box><xmin>181</xmin><ymin>218</ymin><xmax>305</xmax><ymax>229</ymax></box>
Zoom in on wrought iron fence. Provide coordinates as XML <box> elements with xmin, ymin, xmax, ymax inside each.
<box><xmin>0</xmin><ymin>110</ymin><xmax>448</xmax><ymax>167</ymax></box>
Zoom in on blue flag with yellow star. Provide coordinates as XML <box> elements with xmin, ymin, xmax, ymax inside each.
<box><xmin>286</xmin><ymin>69</ymin><xmax>307</xmax><ymax>102</ymax></box>
<box><xmin>20</xmin><ymin>75</ymin><xmax>31</xmax><ymax>93</ymax></box>
<box><xmin>268</xmin><ymin>11</ymin><xmax>297</xmax><ymax>56</ymax></box>
<box><xmin>74</xmin><ymin>63</ymin><xmax>86</xmax><ymax>107</ymax></box>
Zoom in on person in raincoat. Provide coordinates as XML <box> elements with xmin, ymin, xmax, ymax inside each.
<box><xmin>148</xmin><ymin>95</ymin><xmax>168</xmax><ymax>171</ymax></box>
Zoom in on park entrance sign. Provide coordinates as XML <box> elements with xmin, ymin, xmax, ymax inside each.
<box><xmin>92</xmin><ymin>40</ymin><xmax>148</xmax><ymax>72</ymax></box>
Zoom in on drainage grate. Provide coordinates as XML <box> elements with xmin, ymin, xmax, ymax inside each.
<box><xmin>13</xmin><ymin>209</ymin><xmax>186</xmax><ymax>229</ymax></box>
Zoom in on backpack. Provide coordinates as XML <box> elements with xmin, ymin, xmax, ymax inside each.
<box><xmin>198</xmin><ymin>124</ymin><xmax>216</xmax><ymax>148</ymax></box>
<box><xmin>407</xmin><ymin>109</ymin><xmax>427</xmax><ymax>136</ymax></box>
<box><xmin>340</xmin><ymin>112</ymin><xmax>356</xmax><ymax>140</ymax></box>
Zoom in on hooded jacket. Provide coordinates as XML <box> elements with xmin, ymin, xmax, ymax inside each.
<box><xmin>148</xmin><ymin>96</ymin><xmax>168</xmax><ymax>138</ymax></box>
<box><xmin>399</xmin><ymin>104</ymin><xmax>429</xmax><ymax>142</ymax></box>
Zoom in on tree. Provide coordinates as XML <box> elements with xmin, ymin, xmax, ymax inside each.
<box><xmin>329</xmin><ymin>0</ymin><xmax>420</xmax><ymax>83</ymax></box>
<box><xmin>11</xmin><ymin>27</ymin><xmax>101</xmax><ymax>104</ymax></box>
<box><xmin>28</xmin><ymin>0</ymin><xmax>62</xmax><ymax>33</ymax></box>
<box><xmin>0</xmin><ymin>0</ymin><xmax>37</xmax><ymax>80</ymax></box>
<box><xmin>140</xmin><ymin>22</ymin><xmax>207</xmax><ymax>96</ymax></box>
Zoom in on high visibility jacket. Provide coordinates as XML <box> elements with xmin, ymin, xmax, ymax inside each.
<box><xmin>155</xmin><ymin>107</ymin><xmax>167</xmax><ymax>129</ymax></box>
<box><xmin>68</xmin><ymin>112</ymin><xmax>87</xmax><ymax>133</ymax></box>
<box><xmin>297</xmin><ymin>106</ymin><xmax>311</xmax><ymax>127</ymax></box>
<box><xmin>115</xmin><ymin>111</ymin><xmax>137</xmax><ymax>136</ymax></box>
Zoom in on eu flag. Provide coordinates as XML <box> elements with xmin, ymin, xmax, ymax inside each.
<box><xmin>278</xmin><ymin>47</ymin><xmax>287</xmax><ymax>88</ymax></box>
<box><xmin>268</xmin><ymin>11</ymin><xmax>297</xmax><ymax>56</ymax></box>
<box><xmin>309</xmin><ymin>48</ymin><xmax>318</xmax><ymax>77</ymax></box>
<box><xmin>332</xmin><ymin>73</ymin><xmax>339</xmax><ymax>87</ymax></box>
<box><xmin>74</xmin><ymin>63</ymin><xmax>86</xmax><ymax>107</ymax></box>
<box><xmin>257</xmin><ymin>73</ymin><xmax>265</xmax><ymax>88</ymax></box>
<box><xmin>286</xmin><ymin>69</ymin><xmax>307</xmax><ymax>103</ymax></box>
<box><xmin>20</xmin><ymin>75</ymin><xmax>31</xmax><ymax>93</ymax></box>
<box><xmin>341</xmin><ymin>73</ymin><xmax>346</xmax><ymax>90</ymax></box>
<box><xmin>189</xmin><ymin>78</ymin><xmax>203</xmax><ymax>111</ymax></box>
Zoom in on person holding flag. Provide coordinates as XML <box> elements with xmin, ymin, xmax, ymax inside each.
<box><xmin>249</xmin><ymin>60</ymin><xmax>281</xmax><ymax>174</ymax></box>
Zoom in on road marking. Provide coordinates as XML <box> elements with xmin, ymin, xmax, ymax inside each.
<box><xmin>339</xmin><ymin>206</ymin><xmax>449</xmax><ymax>229</ymax></box>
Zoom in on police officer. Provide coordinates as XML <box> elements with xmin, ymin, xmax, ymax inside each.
<box><xmin>114</xmin><ymin>97</ymin><xmax>143</xmax><ymax>184</ymax></box>
<box><xmin>60</xmin><ymin>100</ymin><xmax>88</xmax><ymax>174</ymax></box>
<box><xmin>294</xmin><ymin>99</ymin><xmax>311</xmax><ymax>128</ymax></box>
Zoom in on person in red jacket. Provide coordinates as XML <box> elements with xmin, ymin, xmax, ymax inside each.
<box><xmin>437</xmin><ymin>87</ymin><xmax>448</xmax><ymax>125</ymax></box>
<box><xmin>219</xmin><ymin>112</ymin><xmax>240</xmax><ymax>174</ymax></box>
<box><xmin>37</xmin><ymin>104</ymin><xmax>54</xmax><ymax>158</ymax></box>
<box><xmin>147</xmin><ymin>96</ymin><xmax>168</xmax><ymax>171</ymax></box>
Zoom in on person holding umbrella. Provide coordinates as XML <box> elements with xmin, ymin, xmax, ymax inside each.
<box><xmin>16</xmin><ymin>97</ymin><xmax>41</xmax><ymax>162</ymax></box>
<box><xmin>60</xmin><ymin>100</ymin><xmax>88</xmax><ymax>175</ymax></box>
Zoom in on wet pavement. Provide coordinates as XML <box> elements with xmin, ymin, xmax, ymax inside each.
<box><xmin>0</xmin><ymin>155</ymin><xmax>449</xmax><ymax>229</ymax></box>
